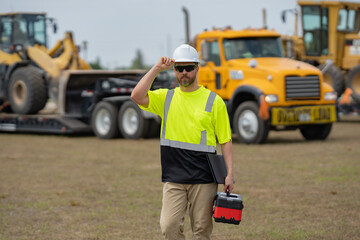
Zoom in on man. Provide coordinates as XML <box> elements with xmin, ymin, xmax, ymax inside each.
<box><xmin>131</xmin><ymin>44</ymin><xmax>234</xmax><ymax>240</ymax></box>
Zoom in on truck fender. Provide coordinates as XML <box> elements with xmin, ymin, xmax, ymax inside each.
<box><xmin>228</xmin><ymin>85</ymin><xmax>269</xmax><ymax>121</ymax></box>
<box><xmin>228</xmin><ymin>85</ymin><xmax>263</xmax><ymax>111</ymax></box>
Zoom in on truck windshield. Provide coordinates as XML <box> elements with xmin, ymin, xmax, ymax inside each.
<box><xmin>223</xmin><ymin>37</ymin><xmax>284</xmax><ymax>59</ymax></box>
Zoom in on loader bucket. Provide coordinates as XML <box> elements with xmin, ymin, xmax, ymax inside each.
<box><xmin>53</xmin><ymin>70</ymin><xmax>146</xmax><ymax>116</ymax></box>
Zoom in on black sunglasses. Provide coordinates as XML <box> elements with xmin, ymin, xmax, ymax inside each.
<box><xmin>174</xmin><ymin>65</ymin><xmax>197</xmax><ymax>72</ymax></box>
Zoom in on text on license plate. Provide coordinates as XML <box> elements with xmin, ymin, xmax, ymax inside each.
<box><xmin>271</xmin><ymin>105</ymin><xmax>336</xmax><ymax>125</ymax></box>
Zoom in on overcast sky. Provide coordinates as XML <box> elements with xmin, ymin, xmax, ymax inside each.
<box><xmin>2</xmin><ymin>0</ymin><xmax>354</xmax><ymax>68</ymax></box>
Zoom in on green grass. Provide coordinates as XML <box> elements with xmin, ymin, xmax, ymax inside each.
<box><xmin>0</xmin><ymin>121</ymin><xmax>359</xmax><ymax>239</ymax></box>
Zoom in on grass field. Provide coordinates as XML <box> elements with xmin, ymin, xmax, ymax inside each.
<box><xmin>0</xmin><ymin>119</ymin><xmax>359</xmax><ymax>239</ymax></box>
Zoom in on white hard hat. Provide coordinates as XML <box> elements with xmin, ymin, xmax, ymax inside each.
<box><xmin>172</xmin><ymin>44</ymin><xmax>200</xmax><ymax>63</ymax></box>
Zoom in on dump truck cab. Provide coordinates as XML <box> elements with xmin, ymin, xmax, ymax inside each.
<box><xmin>194</xmin><ymin>27</ymin><xmax>337</xmax><ymax>143</ymax></box>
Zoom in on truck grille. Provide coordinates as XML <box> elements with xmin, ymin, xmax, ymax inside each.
<box><xmin>285</xmin><ymin>75</ymin><xmax>320</xmax><ymax>100</ymax></box>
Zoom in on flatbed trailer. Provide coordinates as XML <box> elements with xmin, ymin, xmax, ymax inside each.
<box><xmin>0</xmin><ymin>69</ymin><xmax>175</xmax><ymax>139</ymax></box>
<box><xmin>0</xmin><ymin>113</ymin><xmax>91</xmax><ymax>134</ymax></box>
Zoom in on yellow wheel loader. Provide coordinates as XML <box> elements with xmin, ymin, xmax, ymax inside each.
<box><xmin>281</xmin><ymin>1</ymin><xmax>360</xmax><ymax>114</ymax></box>
<box><xmin>0</xmin><ymin>12</ymin><xmax>92</xmax><ymax>114</ymax></box>
<box><xmin>0</xmin><ymin>12</ymin><xmax>172</xmax><ymax>139</ymax></box>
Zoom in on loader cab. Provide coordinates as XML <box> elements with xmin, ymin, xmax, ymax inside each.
<box><xmin>0</xmin><ymin>13</ymin><xmax>49</xmax><ymax>53</ymax></box>
<box><xmin>299</xmin><ymin>2</ymin><xmax>360</xmax><ymax>66</ymax></box>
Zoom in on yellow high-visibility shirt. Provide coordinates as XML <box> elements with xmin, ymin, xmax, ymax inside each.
<box><xmin>140</xmin><ymin>86</ymin><xmax>232</xmax><ymax>147</ymax></box>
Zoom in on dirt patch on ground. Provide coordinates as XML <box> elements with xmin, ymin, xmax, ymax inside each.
<box><xmin>0</xmin><ymin>119</ymin><xmax>359</xmax><ymax>239</ymax></box>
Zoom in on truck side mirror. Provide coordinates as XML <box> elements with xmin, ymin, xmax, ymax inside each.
<box><xmin>281</xmin><ymin>11</ymin><xmax>286</xmax><ymax>23</ymax></box>
<box><xmin>53</xmin><ymin>23</ymin><xmax>57</xmax><ymax>34</ymax></box>
<box><xmin>200</xmin><ymin>40</ymin><xmax>209</xmax><ymax>65</ymax></box>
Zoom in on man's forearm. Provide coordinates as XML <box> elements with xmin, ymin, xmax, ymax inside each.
<box><xmin>221</xmin><ymin>141</ymin><xmax>233</xmax><ymax>177</ymax></box>
<box><xmin>221</xmin><ymin>141</ymin><xmax>234</xmax><ymax>192</ymax></box>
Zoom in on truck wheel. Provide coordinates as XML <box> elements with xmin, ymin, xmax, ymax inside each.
<box><xmin>118</xmin><ymin>101</ymin><xmax>149</xmax><ymax>139</ymax></box>
<box><xmin>233</xmin><ymin>101</ymin><xmax>269</xmax><ymax>144</ymax></box>
<box><xmin>318</xmin><ymin>64</ymin><xmax>344</xmax><ymax>97</ymax></box>
<box><xmin>300</xmin><ymin>123</ymin><xmax>332</xmax><ymax>140</ymax></box>
<box><xmin>8</xmin><ymin>66</ymin><xmax>47</xmax><ymax>114</ymax></box>
<box><xmin>346</xmin><ymin>64</ymin><xmax>360</xmax><ymax>103</ymax></box>
<box><xmin>91</xmin><ymin>101</ymin><xmax>119</xmax><ymax>139</ymax></box>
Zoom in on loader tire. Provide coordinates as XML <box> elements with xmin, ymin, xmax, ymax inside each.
<box><xmin>233</xmin><ymin>101</ymin><xmax>269</xmax><ymax>144</ymax></box>
<box><xmin>346</xmin><ymin>64</ymin><xmax>360</xmax><ymax>104</ymax></box>
<box><xmin>8</xmin><ymin>66</ymin><xmax>47</xmax><ymax>114</ymax></box>
<box><xmin>300</xmin><ymin>123</ymin><xmax>332</xmax><ymax>140</ymax></box>
<box><xmin>318</xmin><ymin>64</ymin><xmax>344</xmax><ymax>97</ymax></box>
<box><xmin>91</xmin><ymin>101</ymin><xmax>119</xmax><ymax>139</ymax></box>
<box><xmin>118</xmin><ymin>101</ymin><xmax>149</xmax><ymax>139</ymax></box>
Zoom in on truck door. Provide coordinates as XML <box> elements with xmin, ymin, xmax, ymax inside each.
<box><xmin>198</xmin><ymin>39</ymin><xmax>227</xmax><ymax>98</ymax></box>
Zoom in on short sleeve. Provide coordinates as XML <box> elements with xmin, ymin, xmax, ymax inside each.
<box><xmin>213</xmin><ymin>96</ymin><xmax>232</xmax><ymax>144</ymax></box>
<box><xmin>138</xmin><ymin>88</ymin><xmax>168</xmax><ymax>117</ymax></box>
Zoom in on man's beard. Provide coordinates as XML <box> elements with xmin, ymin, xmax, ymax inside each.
<box><xmin>177</xmin><ymin>75</ymin><xmax>196</xmax><ymax>87</ymax></box>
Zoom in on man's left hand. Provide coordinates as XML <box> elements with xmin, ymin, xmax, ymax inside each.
<box><xmin>223</xmin><ymin>175</ymin><xmax>234</xmax><ymax>193</ymax></box>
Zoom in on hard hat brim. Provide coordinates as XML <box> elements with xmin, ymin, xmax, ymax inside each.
<box><xmin>174</xmin><ymin>58</ymin><xmax>200</xmax><ymax>63</ymax></box>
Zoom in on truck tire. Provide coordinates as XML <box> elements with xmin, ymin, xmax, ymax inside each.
<box><xmin>91</xmin><ymin>101</ymin><xmax>119</xmax><ymax>139</ymax></box>
<box><xmin>8</xmin><ymin>66</ymin><xmax>47</xmax><ymax>114</ymax></box>
<box><xmin>300</xmin><ymin>123</ymin><xmax>332</xmax><ymax>140</ymax></box>
<box><xmin>318</xmin><ymin>64</ymin><xmax>344</xmax><ymax>97</ymax></box>
<box><xmin>118</xmin><ymin>101</ymin><xmax>149</xmax><ymax>139</ymax></box>
<box><xmin>233</xmin><ymin>101</ymin><xmax>269</xmax><ymax>144</ymax></box>
<box><xmin>346</xmin><ymin>64</ymin><xmax>360</xmax><ymax>103</ymax></box>
<box><xmin>144</xmin><ymin>119</ymin><xmax>160</xmax><ymax>138</ymax></box>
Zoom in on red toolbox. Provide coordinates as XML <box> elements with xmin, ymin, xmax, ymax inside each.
<box><xmin>213</xmin><ymin>191</ymin><xmax>244</xmax><ymax>225</ymax></box>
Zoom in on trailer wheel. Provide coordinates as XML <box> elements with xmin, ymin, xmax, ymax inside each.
<box><xmin>233</xmin><ymin>101</ymin><xmax>269</xmax><ymax>144</ymax></box>
<box><xmin>300</xmin><ymin>123</ymin><xmax>332</xmax><ymax>140</ymax></box>
<box><xmin>346</xmin><ymin>64</ymin><xmax>360</xmax><ymax>103</ymax></box>
<box><xmin>91</xmin><ymin>101</ymin><xmax>119</xmax><ymax>139</ymax></box>
<box><xmin>318</xmin><ymin>64</ymin><xmax>344</xmax><ymax>97</ymax></box>
<box><xmin>118</xmin><ymin>101</ymin><xmax>149</xmax><ymax>139</ymax></box>
<box><xmin>8</xmin><ymin>66</ymin><xmax>47</xmax><ymax>114</ymax></box>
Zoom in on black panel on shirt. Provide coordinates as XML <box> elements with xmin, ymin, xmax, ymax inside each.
<box><xmin>160</xmin><ymin>146</ymin><xmax>216</xmax><ymax>184</ymax></box>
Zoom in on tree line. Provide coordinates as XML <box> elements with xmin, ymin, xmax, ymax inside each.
<box><xmin>89</xmin><ymin>49</ymin><xmax>150</xmax><ymax>70</ymax></box>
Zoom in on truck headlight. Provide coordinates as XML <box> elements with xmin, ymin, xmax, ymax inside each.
<box><xmin>324</xmin><ymin>92</ymin><xmax>337</xmax><ymax>101</ymax></box>
<box><xmin>265</xmin><ymin>94</ymin><xmax>278</xmax><ymax>103</ymax></box>
<box><xmin>230</xmin><ymin>70</ymin><xmax>244</xmax><ymax>80</ymax></box>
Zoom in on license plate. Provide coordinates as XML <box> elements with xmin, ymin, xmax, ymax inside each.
<box><xmin>271</xmin><ymin>105</ymin><xmax>337</xmax><ymax>125</ymax></box>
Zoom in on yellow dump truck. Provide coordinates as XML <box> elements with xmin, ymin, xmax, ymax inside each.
<box><xmin>190</xmin><ymin>27</ymin><xmax>337</xmax><ymax>143</ymax></box>
<box><xmin>0</xmin><ymin>12</ymin><xmax>173</xmax><ymax>139</ymax></box>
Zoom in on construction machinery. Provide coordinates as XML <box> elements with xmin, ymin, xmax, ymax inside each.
<box><xmin>183</xmin><ymin>8</ymin><xmax>337</xmax><ymax>144</ymax></box>
<box><xmin>281</xmin><ymin>1</ymin><xmax>360</xmax><ymax>113</ymax></box>
<box><xmin>0</xmin><ymin>12</ymin><xmax>172</xmax><ymax>139</ymax></box>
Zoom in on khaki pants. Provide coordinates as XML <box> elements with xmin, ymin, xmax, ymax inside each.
<box><xmin>160</xmin><ymin>182</ymin><xmax>218</xmax><ymax>240</ymax></box>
